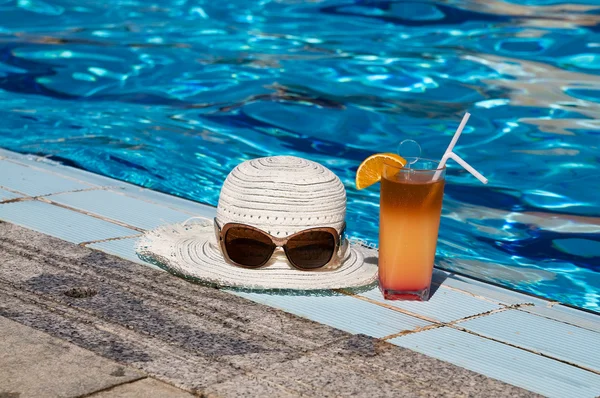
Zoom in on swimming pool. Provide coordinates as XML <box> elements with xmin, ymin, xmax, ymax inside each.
<box><xmin>0</xmin><ymin>0</ymin><xmax>598</xmax><ymax>312</ymax></box>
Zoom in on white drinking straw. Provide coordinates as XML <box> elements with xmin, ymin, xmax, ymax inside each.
<box><xmin>433</xmin><ymin>112</ymin><xmax>488</xmax><ymax>184</ymax></box>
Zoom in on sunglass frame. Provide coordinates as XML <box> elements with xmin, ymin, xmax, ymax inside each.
<box><xmin>214</xmin><ymin>218</ymin><xmax>346</xmax><ymax>271</ymax></box>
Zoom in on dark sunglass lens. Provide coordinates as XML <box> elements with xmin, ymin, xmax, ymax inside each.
<box><xmin>224</xmin><ymin>227</ymin><xmax>275</xmax><ymax>267</ymax></box>
<box><xmin>285</xmin><ymin>231</ymin><xmax>335</xmax><ymax>269</ymax></box>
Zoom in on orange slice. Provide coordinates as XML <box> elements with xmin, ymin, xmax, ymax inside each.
<box><xmin>355</xmin><ymin>153</ymin><xmax>406</xmax><ymax>190</ymax></box>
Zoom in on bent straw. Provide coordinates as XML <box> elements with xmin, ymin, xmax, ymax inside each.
<box><xmin>433</xmin><ymin>112</ymin><xmax>488</xmax><ymax>184</ymax></box>
<box><xmin>448</xmin><ymin>152</ymin><xmax>488</xmax><ymax>184</ymax></box>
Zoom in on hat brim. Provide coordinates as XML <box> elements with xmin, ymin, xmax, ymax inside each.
<box><xmin>136</xmin><ymin>218</ymin><xmax>378</xmax><ymax>290</ymax></box>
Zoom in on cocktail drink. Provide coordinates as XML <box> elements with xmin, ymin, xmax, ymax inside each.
<box><xmin>379</xmin><ymin>159</ymin><xmax>446</xmax><ymax>300</ymax></box>
<box><xmin>355</xmin><ymin>113</ymin><xmax>487</xmax><ymax>301</ymax></box>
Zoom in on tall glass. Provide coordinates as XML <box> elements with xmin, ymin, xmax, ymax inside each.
<box><xmin>379</xmin><ymin>159</ymin><xmax>446</xmax><ymax>301</ymax></box>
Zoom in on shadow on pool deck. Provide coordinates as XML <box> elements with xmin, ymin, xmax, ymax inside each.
<box><xmin>0</xmin><ymin>221</ymin><xmax>537</xmax><ymax>397</ymax></box>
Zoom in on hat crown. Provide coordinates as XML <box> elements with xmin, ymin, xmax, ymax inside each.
<box><xmin>216</xmin><ymin>156</ymin><xmax>346</xmax><ymax>237</ymax></box>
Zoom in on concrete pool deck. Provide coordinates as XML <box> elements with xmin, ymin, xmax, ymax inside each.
<box><xmin>0</xmin><ymin>147</ymin><xmax>599</xmax><ymax>397</ymax></box>
<box><xmin>1</xmin><ymin>222</ymin><xmax>535</xmax><ymax>397</ymax></box>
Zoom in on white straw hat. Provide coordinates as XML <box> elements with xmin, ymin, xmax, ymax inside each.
<box><xmin>137</xmin><ymin>156</ymin><xmax>377</xmax><ymax>290</ymax></box>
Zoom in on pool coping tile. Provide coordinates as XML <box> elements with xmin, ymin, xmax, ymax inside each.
<box><xmin>0</xmin><ymin>188</ymin><xmax>23</xmax><ymax>202</ymax></box>
<box><xmin>0</xmin><ymin>147</ymin><xmax>29</xmax><ymax>159</ymax></box>
<box><xmin>389</xmin><ymin>326</ymin><xmax>600</xmax><ymax>398</ymax></box>
<box><xmin>457</xmin><ymin>308</ymin><xmax>600</xmax><ymax>373</ymax></box>
<box><xmin>0</xmin><ymin>159</ymin><xmax>95</xmax><ymax>197</ymax></box>
<box><xmin>2</xmin><ymin>154</ymin><xmax>132</xmax><ymax>190</ymax></box>
<box><xmin>233</xmin><ymin>290</ymin><xmax>432</xmax><ymax>339</ymax></box>
<box><xmin>434</xmin><ymin>272</ymin><xmax>556</xmax><ymax>307</ymax></box>
<box><xmin>3</xmin><ymin>155</ymin><xmax>216</xmax><ymax>218</ymax></box>
<box><xmin>111</xmin><ymin>186</ymin><xmax>217</xmax><ymax>219</ymax></box>
<box><xmin>2</xmin><ymin>146</ymin><xmax>600</xmax><ymax>396</ymax></box>
<box><xmin>47</xmin><ymin>190</ymin><xmax>195</xmax><ymax>231</ymax></box>
<box><xmin>519</xmin><ymin>303</ymin><xmax>600</xmax><ymax>334</ymax></box>
<box><xmin>0</xmin><ymin>200</ymin><xmax>138</xmax><ymax>244</ymax></box>
<box><xmin>355</xmin><ymin>271</ymin><xmax>503</xmax><ymax>324</ymax></box>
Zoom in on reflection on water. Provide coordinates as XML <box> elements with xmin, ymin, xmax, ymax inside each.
<box><xmin>0</xmin><ymin>0</ymin><xmax>598</xmax><ymax>311</ymax></box>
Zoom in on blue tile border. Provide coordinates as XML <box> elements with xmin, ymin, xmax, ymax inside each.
<box><xmin>48</xmin><ymin>190</ymin><xmax>194</xmax><ymax>231</ymax></box>
<box><xmin>0</xmin><ymin>160</ymin><xmax>93</xmax><ymax>196</ymax></box>
<box><xmin>234</xmin><ymin>290</ymin><xmax>431</xmax><ymax>338</ymax></box>
<box><xmin>390</xmin><ymin>327</ymin><xmax>600</xmax><ymax>398</ymax></box>
<box><xmin>113</xmin><ymin>186</ymin><xmax>217</xmax><ymax>219</ymax></box>
<box><xmin>2</xmin><ymin>154</ymin><xmax>132</xmax><ymax>190</ymax></box>
<box><xmin>0</xmin><ymin>188</ymin><xmax>22</xmax><ymax>202</ymax></box>
<box><xmin>0</xmin><ymin>200</ymin><xmax>138</xmax><ymax>244</ymax></box>
<box><xmin>357</xmin><ymin>282</ymin><xmax>502</xmax><ymax>323</ymax></box>
<box><xmin>459</xmin><ymin>309</ymin><xmax>600</xmax><ymax>372</ymax></box>
<box><xmin>2</xmin><ymin>146</ymin><xmax>600</xmax><ymax>396</ymax></box>
<box><xmin>0</xmin><ymin>147</ymin><xmax>27</xmax><ymax>159</ymax></box>
<box><xmin>520</xmin><ymin>304</ymin><xmax>600</xmax><ymax>334</ymax></box>
<box><xmin>436</xmin><ymin>273</ymin><xmax>553</xmax><ymax>307</ymax></box>
<box><xmin>3</xmin><ymin>155</ymin><xmax>216</xmax><ymax>218</ymax></box>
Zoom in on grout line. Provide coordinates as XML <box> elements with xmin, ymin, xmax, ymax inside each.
<box><xmin>0</xmin><ymin>185</ymin><xmax>28</xmax><ymax>197</ymax></box>
<box><xmin>338</xmin><ymin>287</ymin><xmax>533</xmax><ymax>329</ymax></box>
<box><xmin>450</xmin><ymin>323</ymin><xmax>600</xmax><ymax>376</ymax></box>
<box><xmin>450</xmin><ymin>303</ymin><xmax>534</xmax><ymax>326</ymax></box>
<box><xmin>515</xmin><ymin>301</ymin><xmax>560</xmax><ymax>310</ymax></box>
<box><xmin>80</xmin><ymin>234</ymin><xmax>144</xmax><ymax>247</ymax></box>
<box><xmin>438</xmin><ymin>268</ymin><xmax>574</xmax><ymax>308</ymax></box>
<box><xmin>514</xmin><ymin>307</ymin><xmax>600</xmax><ymax>333</ymax></box>
<box><xmin>336</xmin><ymin>289</ymin><xmax>440</xmax><ymax>324</ymax></box>
<box><xmin>3</xmin><ymin>156</ymin><xmax>150</xmax><ymax>197</ymax></box>
<box><xmin>77</xmin><ymin>376</ymin><xmax>149</xmax><ymax>398</ymax></box>
<box><xmin>102</xmin><ymin>187</ymin><xmax>212</xmax><ymax>217</ymax></box>
<box><xmin>50</xmin><ymin>181</ymin><xmax>212</xmax><ymax>218</ymax></box>
<box><xmin>0</xmin><ymin>197</ymin><xmax>34</xmax><ymax>204</ymax></box>
<box><xmin>432</xmin><ymin>283</ymin><xmax>495</xmax><ymax>300</ymax></box>
<box><xmin>380</xmin><ymin>304</ymin><xmax>528</xmax><ymax>341</ymax></box>
<box><xmin>6</xmin><ymin>155</ymin><xmax>214</xmax><ymax>216</ymax></box>
<box><xmin>5</xmin><ymin>157</ymin><xmax>100</xmax><ymax>188</ymax></box>
<box><xmin>433</xmin><ymin>281</ymin><xmax>531</xmax><ymax>306</ymax></box>
<box><xmin>381</xmin><ymin>323</ymin><xmax>446</xmax><ymax>340</ymax></box>
<box><xmin>37</xmin><ymin>186</ymin><xmax>106</xmax><ymax>197</ymax></box>
<box><xmin>381</xmin><ymin>303</ymin><xmax>600</xmax><ymax>375</ymax></box>
<box><xmin>0</xmin><ymin>186</ymin><xmax>107</xmax><ymax>204</ymax></box>
<box><xmin>44</xmin><ymin>186</ymin><xmax>120</xmax><ymax>197</ymax></box>
<box><xmin>36</xmin><ymin>197</ymin><xmax>145</xmax><ymax>233</ymax></box>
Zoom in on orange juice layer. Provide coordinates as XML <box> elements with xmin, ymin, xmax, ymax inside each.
<box><xmin>379</xmin><ymin>173</ymin><xmax>445</xmax><ymax>292</ymax></box>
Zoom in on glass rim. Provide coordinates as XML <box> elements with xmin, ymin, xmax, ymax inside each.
<box><xmin>384</xmin><ymin>157</ymin><xmax>446</xmax><ymax>172</ymax></box>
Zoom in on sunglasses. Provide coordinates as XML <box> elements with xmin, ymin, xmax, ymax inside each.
<box><xmin>214</xmin><ymin>218</ymin><xmax>346</xmax><ymax>270</ymax></box>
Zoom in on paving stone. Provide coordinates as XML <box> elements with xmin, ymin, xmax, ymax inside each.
<box><xmin>0</xmin><ymin>285</ymin><xmax>242</xmax><ymax>393</ymax></box>
<box><xmin>0</xmin><ymin>222</ymin><xmax>346</xmax><ymax>391</ymax></box>
<box><xmin>204</xmin><ymin>377</ymin><xmax>301</xmax><ymax>398</ymax></box>
<box><xmin>0</xmin><ymin>220</ymin><xmax>348</xmax><ymax>358</ymax></box>
<box><xmin>206</xmin><ymin>334</ymin><xmax>540</xmax><ymax>398</ymax></box>
<box><xmin>0</xmin><ymin>222</ymin><xmax>542</xmax><ymax>397</ymax></box>
<box><xmin>89</xmin><ymin>378</ymin><xmax>195</xmax><ymax>397</ymax></box>
<box><xmin>0</xmin><ymin>316</ymin><xmax>143</xmax><ymax>398</ymax></box>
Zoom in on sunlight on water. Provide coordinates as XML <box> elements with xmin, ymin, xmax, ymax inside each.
<box><xmin>0</xmin><ymin>0</ymin><xmax>598</xmax><ymax>312</ymax></box>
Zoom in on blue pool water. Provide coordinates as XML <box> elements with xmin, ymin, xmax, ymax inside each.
<box><xmin>0</xmin><ymin>0</ymin><xmax>598</xmax><ymax>312</ymax></box>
